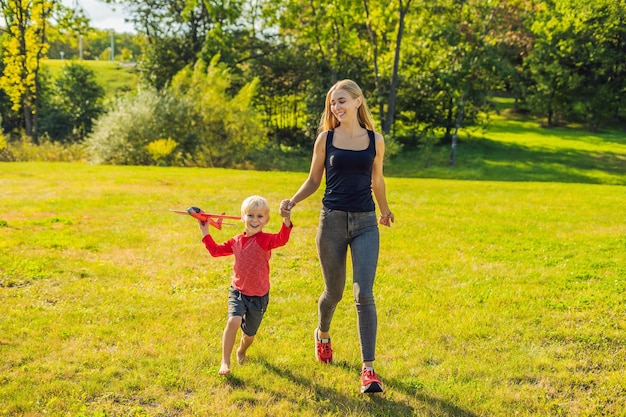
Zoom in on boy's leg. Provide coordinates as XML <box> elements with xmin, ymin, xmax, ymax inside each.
<box><xmin>236</xmin><ymin>333</ymin><xmax>255</xmax><ymax>364</ymax></box>
<box><xmin>220</xmin><ymin>316</ymin><xmax>242</xmax><ymax>375</ymax></box>
<box><xmin>221</xmin><ymin>287</ymin><xmax>246</xmax><ymax>375</ymax></box>
<box><xmin>237</xmin><ymin>292</ymin><xmax>269</xmax><ymax>364</ymax></box>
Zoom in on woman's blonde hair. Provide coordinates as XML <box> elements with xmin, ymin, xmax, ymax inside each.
<box><xmin>241</xmin><ymin>195</ymin><xmax>270</xmax><ymax>217</ymax></box>
<box><xmin>318</xmin><ymin>79</ymin><xmax>376</xmax><ymax>133</ymax></box>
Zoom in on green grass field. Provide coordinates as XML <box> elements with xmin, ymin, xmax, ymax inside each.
<box><xmin>1</xmin><ymin>154</ymin><xmax>625</xmax><ymax>416</ymax></box>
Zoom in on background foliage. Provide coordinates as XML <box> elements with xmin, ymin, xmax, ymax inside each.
<box><xmin>1</xmin><ymin>0</ymin><xmax>625</xmax><ymax>168</ymax></box>
<box><xmin>84</xmin><ymin>56</ymin><xmax>266</xmax><ymax>167</ymax></box>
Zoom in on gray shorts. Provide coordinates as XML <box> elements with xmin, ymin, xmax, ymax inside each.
<box><xmin>227</xmin><ymin>286</ymin><xmax>269</xmax><ymax>337</ymax></box>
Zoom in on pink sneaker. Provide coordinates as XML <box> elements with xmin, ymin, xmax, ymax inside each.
<box><xmin>360</xmin><ymin>368</ymin><xmax>383</xmax><ymax>393</ymax></box>
<box><xmin>314</xmin><ymin>328</ymin><xmax>333</xmax><ymax>364</ymax></box>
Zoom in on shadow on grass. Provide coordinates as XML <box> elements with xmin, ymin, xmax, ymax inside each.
<box><xmin>234</xmin><ymin>358</ymin><xmax>479</xmax><ymax>417</ymax></box>
<box><xmin>388</xmin><ymin>138</ymin><xmax>626</xmax><ymax>184</ymax></box>
<box><xmin>385</xmin><ymin>376</ymin><xmax>479</xmax><ymax>417</ymax></box>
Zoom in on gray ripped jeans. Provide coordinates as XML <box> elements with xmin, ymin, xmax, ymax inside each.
<box><xmin>316</xmin><ymin>205</ymin><xmax>379</xmax><ymax>362</ymax></box>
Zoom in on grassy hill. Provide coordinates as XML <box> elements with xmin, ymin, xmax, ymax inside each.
<box><xmin>42</xmin><ymin>59</ymin><xmax>138</xmax><ymax>98</ymax></box>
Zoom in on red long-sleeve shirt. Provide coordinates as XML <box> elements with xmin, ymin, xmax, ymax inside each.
<box><xmin>201</xmin><ymin>223</ymin><xmax>292</xmax><ymax>296</ymax></box>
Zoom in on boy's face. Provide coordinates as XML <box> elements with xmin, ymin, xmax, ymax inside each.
<box><xmin>242</xmin><ymin>207</ymin><xmax>269</xmax><ymax>236</ymax></box>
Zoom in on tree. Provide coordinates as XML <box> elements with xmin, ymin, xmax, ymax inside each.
<box><xmin>117</xmin><ymin>0</ymin><xmax>247</xmax><ymax>89</ymax></box>
<box><xmin>0</xmin><ymin>0</ymin><xmax>54</xmax><ymax>143</ymax></box>
<box><xmin>0</xmin><ymin>0</ymin><xmax>88</xmax><ymax>140</ymax></box>
<box><xmin>39</xmin><ymin>62</ymin><xmax>105</xmax><ymax>142</ymax></box>
<box><xmin>525</xmin><ymin>0</ymin><xmax>626</xmax><ymax>130</ymax></box>
<box><xmin>363</xmin><ymin>0</ymin><xmax>413</xmax><ymax>135</ymax></box>
<box><xmin>524</xmin><ymin>1</ymin><xmax>578</xmax><ymax>127</ymax></box>
<box><xmin>397</xmin><ymin>0</ymin><xmax>530</xmax><ymax>165</ymax></box>
<box><xmin>269</xmin><ymin>0</ymin><xmax>366</xmax><ymax>83</ymax></box>
<box><xmin>0</xmin><ymin>39</ymin><xmax>21</xmax><ymax>133</ymax></box>
<box><xmin>263</xmin><ymin>0</ymin><xmax>374</xmax><ymax>139</ymax></box>
<box><xmin>248</xmin><ymin>42</ymin><xmax>311</xmax><ymax>147</ymax></box>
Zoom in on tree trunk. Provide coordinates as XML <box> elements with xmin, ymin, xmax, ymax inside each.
<box><xmin>309</xmin><ymin>0</ymin><xmax>337</xmax><ymax>83</ymax></box>
<box><xmin>22</xmin><ymin>101</ymin><xmax>35</xmax><ymax>142</ymax></box>
<box><xmin>364</xmin><ymin>0</ymin><xmax>412</xmax><ymax>134</ymax></box>
<box><xmin>444</xmin><ymin>97</ymin><xmax>453</xmax><ymax>142</ymax></box>
<box><xmin>449</xmin><ymin>92</ymin><xmax>467</xmax><ymax>167</ymax></box>
<box><xmin>362</xmin><ymin>0</ymin><xmax>384</xmax><ymax>130</ymax></box>
<box><xmin>384</xmin><ymin>0</ymin><xmax>411</xmax><ymax>135</ymax></box>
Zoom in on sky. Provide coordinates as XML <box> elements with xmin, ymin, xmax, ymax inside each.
<box><xmin>63</xmin><ymin>0</ymin><xmax>136</xmax><ymax>33</ymax></box>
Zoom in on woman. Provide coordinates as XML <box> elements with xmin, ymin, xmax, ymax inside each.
<box><xmin>280</xmin><ymin>79</ymin><xmax>394</xmax><ymax>393</ymax></box>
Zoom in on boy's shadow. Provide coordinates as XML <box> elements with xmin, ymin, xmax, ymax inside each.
<box><xmin>221</xmin><ymin>373</ymin><xmax>246</xmax><ymax>388</ymax></box>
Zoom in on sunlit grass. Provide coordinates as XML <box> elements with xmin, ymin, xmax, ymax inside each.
<box><xmin>389</xmin><ymin>113</ymin><xmax>626</xmax><ymax>185</ymax></box>
<box><xmin>1</xmin><ymin>162</ymin><xmax>625</xmax><ymax>416</ymax></box>
<box><xmin>486</xmin><ymin>114</ymin><xmax>626</xmax><ymax>152</ymax></box>
<box><xmin>387</xmin><ymin>96</ymin><xmax>626</xmax><ymax>185</ymax></box>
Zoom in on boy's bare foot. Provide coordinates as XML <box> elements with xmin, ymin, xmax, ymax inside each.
<box><xmin>236</xmin><ymin>348</ymin><xmax>246</xmax><ymax>364</ymax></box>
<box><xmin>218</xmin><ymin>362</ymin><xmax>231</xmax><ymax>375</ymax></box>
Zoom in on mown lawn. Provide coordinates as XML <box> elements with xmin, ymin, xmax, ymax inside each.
<box><xmin>1</xmin><ymin>160</ymin><xmax>624</xmax><ymax>416</ymax></box>
<box><xmin>388</xmin><ymin>107</ymin><xmax>626</xmax><ymax>185</ymax></box>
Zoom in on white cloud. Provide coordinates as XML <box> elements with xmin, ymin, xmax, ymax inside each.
<box><xmin>63</xmin><ymin>0</ymin><xmax>136</xmax><ymax>33</ymax></box>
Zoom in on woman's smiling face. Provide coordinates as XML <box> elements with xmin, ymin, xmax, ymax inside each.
<box><xmin>330</xmin><ymin>88</ymin><xmax>361</xmax><ymax>123</ymax></box>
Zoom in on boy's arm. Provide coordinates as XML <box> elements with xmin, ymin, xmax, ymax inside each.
<box><xmin>199</xmin><ymin>220</ymin><xmax>210</xmax><ymax>237</ymax></box>
<box><xmin>201</xmin><ymin>233</ymin><xmax>235</xmax><ymax>257</ymax></box>
<box><xmin>281</xmin><ymin>211</ymin><xmax>292</xmax><ymax>228</ymax></box>
<box><xmin>261</xmin><ymin>222</ymin><xmax>292</xmax><ymax>250</ymax></box>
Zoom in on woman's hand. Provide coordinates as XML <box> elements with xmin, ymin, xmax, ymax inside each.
<box><xmin>379</xmin><ymin>211</ymin><xmax>394</xmax><ymax>227</ymax></box>
<box><xmin>280</xmin><ymin>199</ymin><xmax>295</xmax><ymax>217</ymax></box>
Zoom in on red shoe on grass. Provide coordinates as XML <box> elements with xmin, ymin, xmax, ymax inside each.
<box><xmin>360</xmin><ymin>368</ymin><xmax>383</xmax><ymax>393</ymax></box>
<box><xmin>314</xmin><ymin>328</ymin><xmax>333</xmax><ymax>364</ymax></box>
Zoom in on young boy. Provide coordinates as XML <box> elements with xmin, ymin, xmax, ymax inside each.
<box><xmin>199</xmin><ymin>195</ymin><xmax>292</xmax><ymax>375</ymax></box>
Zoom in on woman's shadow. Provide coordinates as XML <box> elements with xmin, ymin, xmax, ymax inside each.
<box><xmin>221</xmin><ymin>358</ymin><xmax>479</xmax><ymax>417</ymax></box>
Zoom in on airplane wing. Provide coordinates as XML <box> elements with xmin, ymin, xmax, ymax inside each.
<box><xmin>170</xmin><ymin>208</ymin><xmax>239</xmax><ymax>228</ymax></box>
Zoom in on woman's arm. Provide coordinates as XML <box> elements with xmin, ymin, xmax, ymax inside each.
<box><xmin>371</xmin><ymin>132</ymin><xmax>394</xmax><ymax>227</ymax></box>
<box><xmin>282</xmin><ymin>132</ymin><xmax>327</xmax><ymax>210</ymax></box>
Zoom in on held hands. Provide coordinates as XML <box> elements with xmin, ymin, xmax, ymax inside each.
<box><xmin>379</xmin><ymin>211</ymin><xmax>394</xmax><ymax>227</ymax></box>
<box><xmin>279</xmin><ymin>199</ymin><xmax>294</xmax><ymax>218</ymax></box>
<box><xmin>279</xmin><ymin>199</ymin><xmax>294</xmax><ymax>227</ymax></box>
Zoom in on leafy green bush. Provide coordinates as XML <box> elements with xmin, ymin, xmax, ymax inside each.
<box><xmin>168</xmin><ymin>56</ymin><xmax>268</xmax><ymax>167</ymax></box>
<box><xmin>85</xmin><ymin>89</ymin><xmax>194</xmax><ymax>165</ymax></box>
<box><xmin>0</xmin><ymin>133</ymin><xmax>13</xmax><ymax>161</ymax></box>
<box><xmin>0</xmin><ymin>135</ymin><xmax>87</xmax><ymax>162</ymax></box>
<box><xmin>86</xmin><ymin>56</ymin><xmax>267</xmax><ymax>167</ymax></box>
<box><xmin>145</xmin><ymin>137</ymin><xmax>178</xmax><ymax>166</ymax></box>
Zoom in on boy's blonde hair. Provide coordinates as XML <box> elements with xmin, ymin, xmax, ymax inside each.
<box><xmin>241</xmin><ymin>195</ymin><xmax>270</xmax><ymax>218</ymax></box>
<box><xmin>318</xmin><ymin>79</ymin><xmax>376</xmax><ymax>133</ymax></box>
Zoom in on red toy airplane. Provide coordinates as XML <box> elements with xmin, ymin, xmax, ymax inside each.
<box><xmin>170</xmin><ymin>206</ymin><xmax>240</xmax><ymax>230</ymax></box>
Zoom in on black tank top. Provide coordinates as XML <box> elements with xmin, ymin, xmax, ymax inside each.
<box><xmin>322</xmin><ymin>129</ymin><xmax>376</xmax><ymax>212</ymax></box>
